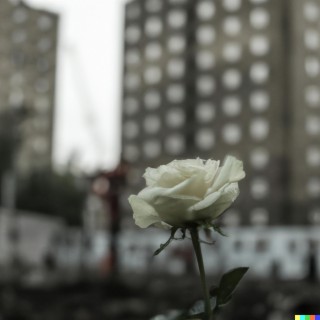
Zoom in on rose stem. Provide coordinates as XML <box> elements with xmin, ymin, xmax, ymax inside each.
<box><xmin>190</xmin><ymin>227</ymin><xmax>213</xmax><ymax>320</ymax></box>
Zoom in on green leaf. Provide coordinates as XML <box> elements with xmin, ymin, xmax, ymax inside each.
<box><xmin>212</xmin><ymin>224</ymin><xmax>228</xmax><ymax>237</ymax></box>
<box><xmin>209</xmin><ymin>285</ymin><xmax>219</xmax><ymax>297</ymax></box>
<box><xmin>153</xmin><ymin>227</ymin><xmax>178</xmax><ymax>256</ymax></box>
<box><xmin>219</xmin><ymin>294</ymin><xmax>232</xmax><ymax>306</ymax></box>
<box><xmin>216</xmin><ymin>267</ymin><xmax>249</xmax><ymax>306</ymax></box>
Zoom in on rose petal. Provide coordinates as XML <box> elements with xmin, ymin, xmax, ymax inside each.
<box><xmin>190</xmin><ymin>191</ymin><xmax>222</xmax><ymax>212</ymax></box>
<box><xmin>138</xmin><ymin>178</ymin><xmax>202</xmax><ymax>227</ymax></box>
<box><xmin>173</xmin><ymin>173</ymin><xmax>207</xmax><ymax>198</ymax></box>
<box><xmin>144</xmin><ymin>165</ymin><xmax>184</xmax><ymax>187</ymax></box>
<box><xmin>130</xmin><ymin>156</ymin><xmax>245</xmax><ymax>229</ymax></box>
<box><xmin>128</xmin><ymin>195</ymin><xmax>164</xmax><ymax>228</ymax></box>
<box><xmin>153</xmin><ymin>221</ymin><xmax>172</xmax><ymax>230</ymax></box>
<box><xmin>154</xmin><ymin>196</ymin><xmax>200</xmax><ymax>226</ymax></box>
<box><xmin>169</xmin><ymin>158</ymin><xmax>204</xmax><ymax>169</ymax></box>
<box><xmin>170</xmin><ymin>158</ymin><xmax>206</xmax><ymax>179</ymax></box>
<box><xmin>140</xmin><ymin>175</ymin><xmax>205</xmax><ymax>200</ymax></box>
<box><xmin>208</xmin><ymin>183</ymin><xmax>240</xmax><ymax>218</ymax></box>
<box><xmin>190</xmin><ymin>183</ymin><xmax>240</xmax><ymax>221</ymax></box>
<box><xmin>157</xmin><ymin>171</ymin><xmax>186</xmax><ymax>188</ymax></box>
<box><xmin>204</xmin><ymin>159</ymin><xmax>220</xmax><ymax>185</ymax></box>
<box><xmin>188</xmin><ymin>191</ymin><xmax>222</xmax><ymax>220</ymax></box>
<box><xmin>211</xmin><ymin>156</ymin><xmax>245</xmax><ymax>191</ymax></box>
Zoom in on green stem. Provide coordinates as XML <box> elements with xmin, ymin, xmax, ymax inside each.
<box><xmin>190</xmin><ymin>227</ymin><xmax>212</xmax><ymax>320</ymax></box>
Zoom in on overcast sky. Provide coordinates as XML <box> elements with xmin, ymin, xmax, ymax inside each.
<box><xmin>25</xmin><ymin>0</ymin><xmax>127</xmax><ymax>172</ymax></box>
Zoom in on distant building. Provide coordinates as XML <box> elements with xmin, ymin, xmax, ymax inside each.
<box><xmin>0</xmin><ymin>0</ymin><xmax>58</xmax><ymax>173</ymax></box>
<box><xmin>118</xmin><ymin>227</ymin><xmax>320</xmax><ymax>280</ymax></box>
<box><xmin>0</xmin><ymin>208</ymin><xmax>64</xmax><ymax>267</ymax></box>
<box><xmin>121</xmin><ymin>0</ymin><xmax>320</xmax><ymax>226</ymax></box>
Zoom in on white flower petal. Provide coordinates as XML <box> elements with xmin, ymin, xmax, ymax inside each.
<box><xmin>164</xmin><ymin>176</ymin><xmax>197</xmax><ymax>197</ymax></box>
<box><xmin>155</xmin><ymin>196</ymin><xmax>199</xmax><ymax>226</ymax></box>
<box><xmin>153</xmin><ymin>221</ymin><xmax>172</xmax><ymax>230</ymax></box>
<box><xmin>128</xmin><ymin>156</ymin><xmax>245</xmax><ymax>229</ymax></box>
<box><xmin>140</xmin><ymin>175</ymin><xmax>204</xmax><ymax>201</ymax></box>
<box><xmin>190</xmin><ymin>191</ymin><xmax>221</xmax><ymax>212</ymax></box>
<box><xmin>191</xmin><ymin>183</ymin><xmax>240</xmax><ymax>221</ymax></box>
<box><xmin>211</xmin><ymin>156</ymin><xmax>245</xmax><ymax>191</ymax></box>
<box><xmin>171</xmin><ymin>173</ymin><xmax>207</xmax><ymax>198</ymax></box>
<box><xmin>204</xmin><ymin>159</ymin><xmax>220</xmax><ymax>185</ymax></box>
<box><xmin>188</xmin><ymin>191</ymin><xmax>221</xmax><ymax>220</ymax></box>
<box><xmin>143</xmin><ymin>167</ymin><xmax>162</xmax><ymax>187</ymax></box>
<box><xmin>171</xmin><ymin>159</ymin><xmax>206</xmax><ymax>179</ymax></box>
<box><xmin>144</xmin><ymin>165</ymin><xmax>182</xmax><ymax>187</ymax></box>
<box><xmin>128</xmin><ymin>195</ymin><xmax>164</xmax><ymax>228</ymax></box>
<box><xmin>169</xmin><ymin>158</ymin><xmax>204</xmax><ymax>169</ymax></box>
<box><xmin>138</xmin><ymin>179</ymin><xmax>202</xmax><ymax>226</ymax></box>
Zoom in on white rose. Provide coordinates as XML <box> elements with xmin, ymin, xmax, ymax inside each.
<box><xmin>128</xmin><ymin>156</ymin><xmax>245</xmax><ymax>229</ymax></box>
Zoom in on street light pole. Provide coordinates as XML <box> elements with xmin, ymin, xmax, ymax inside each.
<box><xmin>92</xmin><ymin>163</ymin><xmax>128</xmax><ymax>277</ymax></box>
<box><xmin>0</xmin><ymin>105</ymin><xmax>27</xmax><ymax>281</ymax></box>
<box><xmin>1</xmin><ymin>167</ymin><xmax>18</xmax><ymax>277</ymax></box>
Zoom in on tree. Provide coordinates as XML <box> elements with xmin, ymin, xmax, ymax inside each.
<box><xmin>16</xmin><ymin>169</ymin><xmax>87</xmax><ymax>226</ymax></box>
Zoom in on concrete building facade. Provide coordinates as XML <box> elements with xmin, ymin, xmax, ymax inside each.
<box><xmin>0</xmin><ymin>0</ymin><xmax>58</xmax><ymax>173</ymax></box>
<box><xmin>118</xmin><ymin>227</ymin><xmax>320</xmax><ymax>280</ymax></box>
<box><xmin>121</xmin><ymin>0</ymin><xmax>320</xmax><ymax>227</ymax></box>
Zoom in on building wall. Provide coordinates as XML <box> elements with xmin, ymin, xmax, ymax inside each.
<box><xmin>289</xmin><ymin>0</ymin><xmax>320</xmax><ymax>224</ymax></box>
<box><xmin>121</xmin><ymin>0</ymin><xmax>320</xmax><ymax>226</ymax></box>
<box><xmin>121</xmin><ymin>0</ymin><xmax>288</xmax><ymax>226</ymax></box>
<box><xmin>118</xmin><ymin>227</ymin><xmax>320</xmax><ymax>280</ymax></box>
<box><xmin>0</xmin><ymin>208</ymin><xmax>64</xmax><ymax>266</ymax></box>
<box><xmin>0</xmin><ymin>0</ymin><xmax>58</xmax><ymax>173</ymax></box>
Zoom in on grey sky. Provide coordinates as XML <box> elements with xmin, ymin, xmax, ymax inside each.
<box><xmin>25</xmin><ymin>0</ymin><xmax>127</xmax><ymax>172</ymax></box>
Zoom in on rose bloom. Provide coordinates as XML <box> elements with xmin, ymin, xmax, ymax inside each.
<box><xmin>128</xmin><ymin>156</ymin><xmax>245</xmax><ymax>229</ymax></box>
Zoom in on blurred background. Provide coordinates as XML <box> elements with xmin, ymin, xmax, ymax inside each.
<box><xmin>0</xmin><ymin>0</ymin><xmax>320</xmax><ymax>319</ymax></box>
